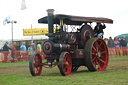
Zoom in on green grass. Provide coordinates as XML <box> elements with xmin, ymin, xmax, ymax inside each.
<box><xmin>0</xmin><ymin>56</ymin><xmax>128</xmax><ymax>85</ymax></box>
<box><xmin>0</xmin><ymin>62</ymin><xmax>28</xmax><ymax>67</ymax></box>
<box><xmin>109</xmin><ymin>56</ymin><xmax>128</xmax><ymax>60</ymax></box>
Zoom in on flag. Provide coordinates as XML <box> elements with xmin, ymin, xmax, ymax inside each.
<box><xmin>21</xmin><ymin>0</ymin><xmax>27</xmax><ymax>10</ymax></box>
<box><xmin>3</xmin><ymin>16</ymin><xmax>10</xmax><ymax>25</ymax></box>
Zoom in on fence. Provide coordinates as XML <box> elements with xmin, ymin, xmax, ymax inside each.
<box><xmin>108</xmin><ymin>47</ymin><xmax>128</xmax><ymax>57</ymax></box>
<box><xmin>0</xmin><ymin>47</ymin><xmax>128</xmax><ymax>63</ymax></box>
<box><xmin>0</xmin><ymin>50</ymin><xmax>45</xmax><ymax>63</ymax></box>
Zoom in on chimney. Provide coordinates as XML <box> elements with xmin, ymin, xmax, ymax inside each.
<box><xmin>46</xmin><ymin>9</ymin><xmax>54</xmax><ymax>34</ymax></box>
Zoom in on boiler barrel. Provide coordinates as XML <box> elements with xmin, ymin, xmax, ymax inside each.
<box><xmin>42</xmin><ymin>40</ymin><xmax>70</xmax><ymax>55</ymax></box>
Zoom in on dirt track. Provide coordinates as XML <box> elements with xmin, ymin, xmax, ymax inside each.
<box><xmin>0</xmin><ymin>58</ymin><xmax>128</xmax><ymax>75</ymax></box>
<box><xmin>0</xmin><ymin>65</ymin><xmax>29</xmax><ymax>75</ymax></box>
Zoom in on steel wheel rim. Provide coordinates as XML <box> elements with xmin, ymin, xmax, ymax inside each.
<box><xmin>33</xmin><ymin>54</ymin><xmax>42</xmax><ymax>75</ymax></box>
<box><xmin>91</xmin><ymin>39</ymin><xmax>108</xmax><ymax>71</ymax></box>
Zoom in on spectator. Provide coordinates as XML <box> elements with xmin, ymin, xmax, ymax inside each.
<box><xmin>31</xmin><ymin>41</ymin><xmax>36</xmax><ymax>51</ymax></box>
<box><xmin>28</xmin><ymin>45</ymin><xmax>32</xmax><ymax>51</ymax></box>
<box><xmin>27</xmin><ymin>45</ymin><xmax>33</xmax><ymax>60</ymax></box>
<box><xmin>104</xmin><ymin>38</ymin><xmax>108</xmax><ymax>45</ymax></box>
<box><xmin>20</xmin><ymin>41</ymin><xmax>27</xmax><ymax>61</ymax></box>
<box><xmin>118</xmin><ymin>38</ymin><xmax>122</xmax><ymax>55</ymax></box>
<box><xmin>3</xmin><ymin>42</ymin><xmax>12</xmax><ymax>63</ymax></box>
<box><xmin>120</xmin><ymin>36</ymin><xmax>127</xmax><ymax>56</ymax></box>
<box><xmin>94</xmin><ymin>23</ymin><xmax>106</xmax><ymax>38</ymax></box>
<box><xmin>11</xmin><ymin>42</ymin><xmax>16</xmax><ymax>62</ymax></box>
<box><xmin>37</xmin><ymin>42</ymin><xmax>42</xmax><ymax>52</ymax></box>
<box><xmin>118</xmin><ymin>38</ymin><xmax>121</xmax><ymax>47</ymax></box>
<box><xmin>114</xmin><ymin>37</ymin><xmax>121</xmax><ymax>56</ymax></box>
<box><xmin>36</xmin><ymin>42</ymin><xmax>45</xmax><ymax>60</ymax></box>
<box><xmin>108</xmin><ymin>37</ymin><xmax>116</xmax><ymax>57</ymax></box>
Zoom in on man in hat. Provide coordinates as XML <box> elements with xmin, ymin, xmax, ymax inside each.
<box><xmin>3</xmin><ymin>42</ymin><xmax>12</xmax><ymax>63</ymax></box>
<box><xmin>94</xmin><ymin>23</ymin><xmax>106</xmax><ymax>38</ymax></box>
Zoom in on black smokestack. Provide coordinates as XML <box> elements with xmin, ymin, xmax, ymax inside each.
<box><xmin>46</xmin><ymin>9</ymin><xmax>54</xmax><ymax>34</ymax></box>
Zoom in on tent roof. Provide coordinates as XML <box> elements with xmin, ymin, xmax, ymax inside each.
<box><xmin>116</xmin><ymin>33</ymin><xmax>128</xmax><ymax>38</ymax></box>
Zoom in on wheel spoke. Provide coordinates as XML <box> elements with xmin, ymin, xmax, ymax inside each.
<box><xmin>98</xmin><ymin>42</ymin><xmax>103</xmax><ymax>51</ymax></box>
<box><xmin>38</xmin><ymin>67</ymin><xmax>41</xmax><ymax>72</ymax></box>
<box><xmin>100</xmin><ymin>51</ymin><xmax>106</xmax><ymax>54</ymax></box>
<box><xmin>92</xmin><ymin>56</ymin><xmax>97</xmax><ymax>62</ymax></box>
<box><xmin>33</xmin><ymin>63</ymin><xmax>36</xmax><ymax>67</ymax></box>
<box><xmin>94</xmin><ymin>41</ymin><xmax>97</xmax><ymax>47</ymax></box>
<box><xmin>95</xmin><ymin>42</ymin><xmax>99</xmax><ymax>52</ymax></box>
<box><xmin>67</xmin><ymin>65</ymin><xmax>70</xmax><ymax>71</ymax></box>
<box><xmin>92</xmin><ymin>52</ymin><xmax>95</xmax><ymax>55</ymax></box>
<box><xmin>97</xmin><ymin>61</ymin><xmax>101</xmax><ymax>70</ymax></box>
<box><xmin>63</xmin><ymin>55</ymin><xmax>69</xmax><ymax>73</ymax></box>
<box><xmin>98</xmin><ymin>58</ymin><xmax>106</xmax><ymax>64</ymax></box>
<box><xmin>34</xmin><ymin>56</ymin><xmax>38</xmax><ymax>63</ymax></box>
<box><xmin>92</xmin><ymin>46</ymin><xmax>97</xmax><ymax>52</ymax></box>
<box><xmin>63</xmin><ymin>58</ymin><xmax>66</xmax><ymax>65</ymax></box>
<box><xmin>98</xmin><ymin>47</ymin><xmax>102</xmax><ymax>52</ymax></box>
<box><xmin>92</xmin><ymin>53</ymin><xmax>95</xmax><ymax>55</ymax></box>
<box><xmin>35</xmin><ymin>67</ymin><xmax>40</xmax><ymax>75</ymax></box>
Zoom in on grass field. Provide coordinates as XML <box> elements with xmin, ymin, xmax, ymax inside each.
<box><xmin>0</xmin><ymin>56</ymin><xmax>128</xmax><ymax>85</ymax></box>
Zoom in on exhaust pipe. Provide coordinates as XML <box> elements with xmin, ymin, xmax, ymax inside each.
<box><xmin>46</xmin><ymin>9</ymin><xmax>54</xmax><ymax>34</ymax></box>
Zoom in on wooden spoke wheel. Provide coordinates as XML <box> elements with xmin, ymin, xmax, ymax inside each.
<box><xmin>84</xmin><ymin>38</ymin><xmax>108</xmax><ymax>71</ymax></box>
<box><xmin>59</xmin><ymin>52</ymin><xmax>72</xmax><ymax>76</ymax></box>
<box><xmin>29</xmin><ymin>53</ymin><xmax>42</xmax><ymax>76</ymax></box>
<box><xmin>71</xmin><ymin>66</ymin><xmax>79</xmax><ymax>72</ymax></box>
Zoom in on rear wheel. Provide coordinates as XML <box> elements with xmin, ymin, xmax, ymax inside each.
<box><xmin>29</xmin><ymin>53</ymin><xmax>42</xmax><ymax>76</ymax></box>
<box><xmin>84</xmin><ymin>38</ymin><xmax>108</xmax><ymax>71</ymax></box>
<box><xmin>59</xmin><ymin>52</ymin><xmax>72</xmax><ymax>76</ymax></box>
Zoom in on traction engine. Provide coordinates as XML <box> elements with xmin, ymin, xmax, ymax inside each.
<box><xmin>29</xmin><ymin>9</ymin><xmax>113</xmax><ymax>76</ymax></box>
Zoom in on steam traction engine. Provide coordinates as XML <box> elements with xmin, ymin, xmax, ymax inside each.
<box><xmin>29</xmin><ymin>9</ymin><xmax>113</xmax><ymax>76</ymax></box>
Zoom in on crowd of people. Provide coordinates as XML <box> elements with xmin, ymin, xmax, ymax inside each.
<box><xmin>93</xmin><ymin>22</ymin><xmax>128</xmax><ymax>57</ymax></box>
<box><xmin>0</xmin><ymin>41</ymin><xmax>45</xmax><ymax>63</ymax></box>
<box><xmin>107</xmin><ymin>36</ymin><xmax>127</xmax><ymax>57</ymax></box>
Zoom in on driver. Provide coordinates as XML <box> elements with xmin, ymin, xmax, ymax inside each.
<box><xmin>94</xmin><ymin>23</ymin><xmax>106</xmax><ymax>38</ymax></box>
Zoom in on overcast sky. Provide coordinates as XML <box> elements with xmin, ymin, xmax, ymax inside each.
<box><xmin>0</xmin><ymin>0</ymin><xmax>128</xmax><ymax>40</ymax></box>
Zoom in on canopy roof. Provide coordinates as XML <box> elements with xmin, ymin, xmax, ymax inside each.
<box><xmin>38</xmin><ymin>14</ymin><xmax>113</xmax><ymax>25</ymax></box>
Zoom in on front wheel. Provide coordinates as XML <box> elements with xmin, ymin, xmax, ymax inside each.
<box><xmin>84</xmin><ymin>38</ymin><xmax>109</xmax><ymax>71</ymax></box>
<box><xmin>59</xmin><ymin>52</ymin><xmax>72</xmax><ymax>76</ymax></box>
<box><xmin>29</xmin><ymin>53</ymin><xmax>42</xmax><ymax>76</ymax></box>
